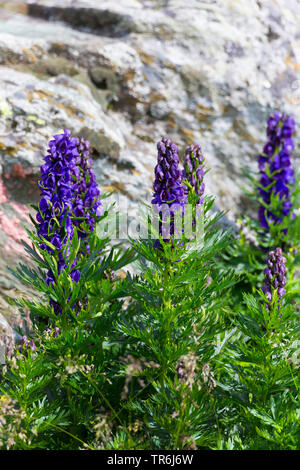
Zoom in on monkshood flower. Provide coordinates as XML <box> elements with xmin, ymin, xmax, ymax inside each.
<box><xmin>152</xmin><ymin>137</ymin><xmax>187</xmax><ymax>247</ymax></box>
<box><xmin>183</xmin><ymin>144</ymin><xmax>205</xmax><ymax>207</ymax></box>
<box><xmin>36</xmin><ymin>129</ymin><xmax>103</xmax><ymax>315</ymax></box>
<box><xmin>261</xmin><ymin>247</ymin><xmax>287</xmax><ymax>308</ymax></box>
<box><xmin>258</xmin><ymin>113</ymin><xmax>295</xmax><ymax>233</ymax></box>
<box><xmin>37</xmin><ymin>129</ymin><xmax>81</xmax><ymax>285</ymax></box>
<box><xmin>72</xmin><ymin>137</ymin><xmax>103</xmax><ymax>252</ymax></box>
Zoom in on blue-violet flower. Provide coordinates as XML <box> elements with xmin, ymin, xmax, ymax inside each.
<box><xmin>183</xmin><ymin>144</ymin><xmax>205</xmax><ymax>207</ymax></box>
<box><xmin>152</xmin><ymin>137</ymin><xmax>187</xmax><ymax>247</ymax></box>
<box><xmin>258</xmin><ymin>113</ymin><xmax>295</xmax><ymax>233</ymax></box>
<box><xmin>261</xmin><ymin>247</ymin><xmax>287</xmax><ymax>308</ymax></box>
<box><xmin>36</xmin><ymin>129</ymin><xmax>103</xmax><ymax>315</ymax></box>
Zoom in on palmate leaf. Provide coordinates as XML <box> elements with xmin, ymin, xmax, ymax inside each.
<box><xmin>14</xmin><ymin>296</ymin><xmax>58</xmax><ymax>321</ymax></box>
<box><xmin>7</xmin><ymin>264</ymin><xmax>53</xmax><ymax>296</ymax></box>
<box><xmin>212</xmin><ymin>328</ymin><xmax>239</xmax><ymax>358</ymax></box>
<box><xmin>33</xmin><ymin>406</ymin><xmax>71</xmax><ymax>432</ymax></box>
<box><xmin>7</xmin><ymin>238</ymin><xmax>50</xmax><ymax>291</ymax></box>
<box><xmin>8</xmin><ymin>264</ymin><xmax>37</xmax><ymax>285</ymax></box>
<box><xmin>84</xmin><ymin>247</ymin><xmax>134</xmax><ymax>284</ymax></box>
<box><xmin>80</xmin><ymin>248</ymin><xmax>101</xmax><ymax>277</ymax></box>
<box><xmin>84</xmin><ymin>249</ymin><xmax>114</xmax><ymax>283</ymax></box>
<box><xmin>235</xmin><ymin>312</ymin><xmax>262</xmax><ymax>339</ymax></box>
<box><xmin>111</xmin><ymin>247</ymin><xmax>136</xmax><ymax>271</ymax></box>
<box><xmin>202</xmin><ymin>228</ymin><xmax>232</xmax><ymax>256</ymax></box>
<box><xmin>116</xmin><ymin>323</ymin><xmax>156</xmax><ymax>348</ymax></box>
<box><xmin>21</xmin><ymin>238</ymin><xmax>48</xmax><ymax>268</ymax></box>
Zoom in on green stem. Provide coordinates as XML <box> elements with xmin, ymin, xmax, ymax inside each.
<box><xmin>160</xmin><ymin>262</ymin><xmax>173</xmax><ymax>383</ymax></box>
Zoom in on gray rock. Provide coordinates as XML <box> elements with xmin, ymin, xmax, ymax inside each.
<box><xmin>0</xmin><ymin>0</ymin><xmax>300</xmax><ymax>321</ymax></box>
<box><xmin>0</xmin><ymin>312</ymin><xmax>22</xmax><ymax>363</ymax></box>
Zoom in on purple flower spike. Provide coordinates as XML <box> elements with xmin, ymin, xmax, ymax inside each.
<box><xmin>152</xmin><ymin>138</ymin><xmax>187</xmax><ymax>248</ymax></box>
<box><xmin>73</xmin><ymin>137</ymin><xmax>103</xmax><ymax>244</ymax></box>
<box><xmin>258</xmin><ymin>113</ymin><xmax>295</xmax><ymax>236</ymax></box>
<box><xmin>37</xmin><ymin>130</ymin><xmax>103</xmax><ymax>316</ymax></box>
<box><xmin>183</xmin><ymin>144</ymin><xmax>205</xmax><ymax>207</ymax></box>
<box><xmin>37</xmin><ymin>129</ymin><xmax>79</xmax><ymax>253</ymax></box>
<box><xmin>152</xmin><ymin>138</ymin><xmax>186</xmax><ymax>207</ymax></box>
<box><xmin>261</xmin><ymin>247</ymin><xmax>287</xmax><ymax>309</ymax></box>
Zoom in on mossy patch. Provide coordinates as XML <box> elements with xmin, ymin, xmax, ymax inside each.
<box><xmin>0</xmin><ymin>99</ymin><xmax>12</xmax><ymax>119</ymax></box>
<box><xmin>74</xmin><ymin>71</ymin><xmax>111</xmax><ymax>109</ymax></box>
<box><xmin>89</xmin><ymin>66</ymin><xmax>120</xmax><ymax>94</ymax></box>
<box><xmin>32</xmin><ymin>57</ymin><xmax>79</xmax><ymax>77</ymax></box>
<box><xmin>79</xmin><ymin>127</ymin><xmax>120</xmax><ymax>161</ymax></box>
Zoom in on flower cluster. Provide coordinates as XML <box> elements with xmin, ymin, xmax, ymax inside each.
<box><xmin>18</xmin><ymin>335</ymin><xmax>36</xmax><ymax>354</ymax></box>
<box><xmin>152</xmin><ymin>138</ymin><xmax>186</xmax><ymax>208</ymax></box>
<box><xmin>261</xmin><ymin>247</ymin><xmax>287</xmax><ymax>307</ymax></box>
<box><xmin>37</xmin><ymin>129</ymin><xmax>102</xmax><ymax>315</ymax></box>
<box><xmin>37</xmin><ymin>129</ymin><xmax>81</xmax><ymax>284</ymax></box>
<box><xmin>183</xmin><ymin>144</ymin><xmax>205</xmax><ymax>207</ymax></box>
<box><xmin>72</xmin><ymin>137</ymin><xmax>103</xmax><ymax>249</ymax></box>
<box><xmin>152</xmin><ymin>138</ymin><xmax>187</xmax><ymax>246</ymax></box>
<box><xmin>258</xmin><ymin>113</ymin><xmax>295</xmax><ymax>232</ymax></box>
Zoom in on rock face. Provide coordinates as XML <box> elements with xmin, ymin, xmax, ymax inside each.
<box><xmin>0</xmin><ymin>0</ymin><xmax>300</xmax><ymax>321</ymax></box>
